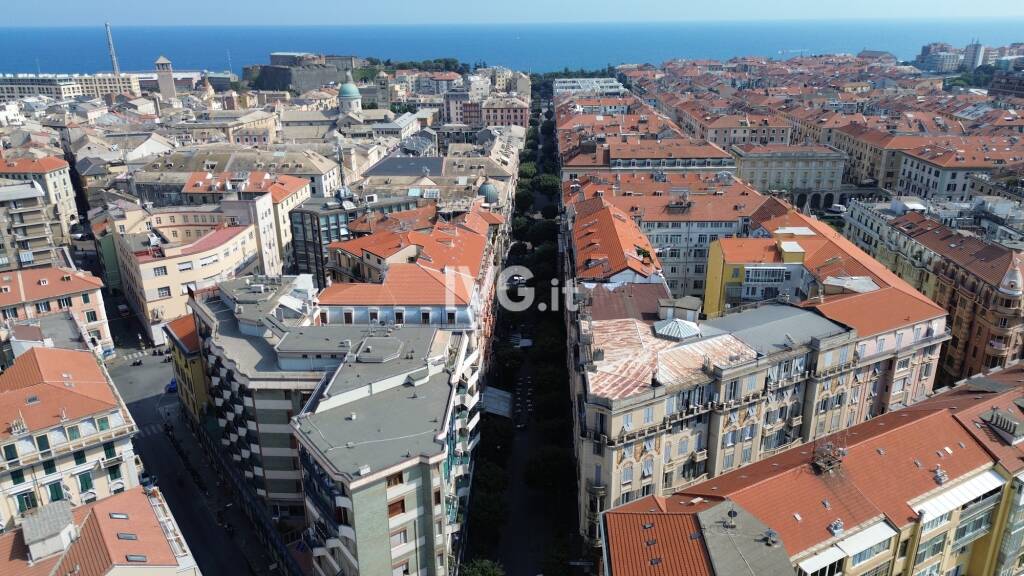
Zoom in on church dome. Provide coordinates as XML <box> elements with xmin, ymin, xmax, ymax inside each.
<box><xmin>340</xmin><ymin>70</ymin><xmax>361</xmax><ymax>99</ymax></box>
<box><xmin>478</xmin><ymin>180</ymin><xmax>499</xmax><ymax>204</ymax></box>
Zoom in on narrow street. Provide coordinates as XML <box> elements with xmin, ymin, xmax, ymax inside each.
<box><xmin>105</xmin><ymin>307</ymin><xmax>274</xmax><ymax>576</ymax></box>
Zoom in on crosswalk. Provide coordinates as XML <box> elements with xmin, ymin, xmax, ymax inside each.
<box><xmin>135</xmin><ymin>423</ymin><xmax>165</xmax><ymax>439</ymax></box>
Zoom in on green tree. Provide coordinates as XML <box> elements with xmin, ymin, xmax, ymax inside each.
<box><xmin>544</xmin><ymin>108</ymin><xmax>554</xmax><ymax>121</ymax></box>
<box><xmin>534</xmin><ymin>174</ymin><xmax>562</xmax><ymax>197</ymax></box>
<box><xmin>540</xmin><ymin>120</ymin><xmax>556</xmax><ymax>137</ymax></box>
<box><xmin>526</xmin><ymin>219</ymin><xmax>559</xmax><ymax>245</ymax></box>
<box><xmin>519</xmin><ymin>162</ymin><xmax>538</xmax><ymax>179</ymax></box>
<box><xmin>461</xmin><ymin>559</ymin><xmax>506</xmax><ymax>576</ymax></box>
<box><xmin>515</xmin><ymin>191</ymin><xmax>534</xmax><ymax>214</ymax></box>
<box><xmin>541</xmin><ymin>204</ymin><xmax>558</xmax><ymax>220</ymax></box>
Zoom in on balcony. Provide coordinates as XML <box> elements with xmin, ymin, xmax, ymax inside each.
<box><xmin>987</xmin><ymin>340</ymin><xmax>1010</xmax><ymax>356</ymax></box>
<box><xmin>693</xmin><ymin>450</ymin><xmax>708</xmax><ymax>462</ymax></box>
<box><xmin>586</xmin><ymin>479</ymin><xmax>607</xmax><ymax>497</ymax></box>
<box><xmin>789</xmin><ymin>415</ymin><xmax>803</xmax><ymax>427</ymax></box>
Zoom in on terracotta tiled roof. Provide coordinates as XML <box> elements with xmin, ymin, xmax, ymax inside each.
<box><xmin>318</xmin><ymin>263</ymin><xmax>472</xmax><ymax>306</ymax></box>
<box><xmin>346</xmin><ymin>204</ymin><xmax>437</xmax><ymax>235</ymax></box>
<box><xmin>717</xmin><ymin>238</ymin><xmax>782</xmax><ymax>263</ymax></box>
<box><xmin>0</xmin><ymin>348</ymin><xmax>119</xmax><ymax>442</ymax></box>
<box><xmin>889</xmin><ymin>212</ymin><xmax>1020</xmax><ymax>288</ymax></box>
<box><xmin>164</xmin><ymin>315</ymin><xmax>200</xmax><ymax>354</ymax></box>
<box><xmin>0</xmin><ymin>268</ymin><xmax>103</xmax><ymax>308</ymax></box>
<box><xmin>572</xmin><ymin>197</ymin><xmax>662</xmax><ymax>281</ymax></box>
<box><xmin>681</xmin><ymin>408</ymin><xmax>993</xmax><ymax>556</ymax></box>
<box><xmin>603</xmin><ymin>508</ymin><xmax>713</xmax><ymax>576</ymax></box>
<box><xmin>0</xmin><ymin>156</ymin><xmax>68</xmax><ymax>174</ymax></box>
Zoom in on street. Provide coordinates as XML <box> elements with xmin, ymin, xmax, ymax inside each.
<box><xmin>106</xmin><ymin>338</ymin><xmax>273</xmax><ymax>576</ymax></box>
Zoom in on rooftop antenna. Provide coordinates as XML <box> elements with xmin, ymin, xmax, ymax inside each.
<box><xmin>105</xmin><ymin>23</ymin><xmax>121</xmax><ymax>77</ymax></box>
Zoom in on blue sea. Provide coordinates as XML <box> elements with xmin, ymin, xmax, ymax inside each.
<box><xmin>0</xmin><ymin>20</ymin><xmax>1022</xmax><ymax>75</ymax></box>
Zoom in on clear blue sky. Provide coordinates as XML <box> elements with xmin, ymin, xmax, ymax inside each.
<box><xmin>7</xmin><ymin>0</ymin><xmax>1024</xmax><ymax>26</ymax></box>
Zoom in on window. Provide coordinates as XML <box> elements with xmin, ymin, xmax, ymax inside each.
<box><xmin>643</xmin><ymin>406</ymin><xmax>654</xmax><ymax>424</ymax></box>
<box><xmin>57</xmin><ymin>297</ymin><xmax>72</xmax><ymax>309</ymax></box>
<box><xmin>97</xmin><ymin>417</ymin><xmax>110</xmax><ymax>431</ymax></box>
<box><xmin>723</xmin><ymin>453</ymin><xmax>735</xmax><ymax>470</ymax></box>
<box><xmin>621</xmin><ymin>463</ymin><xmax>634</xmax><ymax>484</ymax></box>
<box><xmin>154</xmin><ymin>266</ymin><xmax>167</xmax><ymax>277</ymax></box>
<box><xmin>103</xmin><ymin>442</ymin><xmax>116</xmax><ymax>459</ymax></box>
<box><xmin>66</xmin><ymin>426</ymin><xmax>80</xmax><ymax>441</ymax></box>
<box><xmin>82</xmin><ymin>293</ymin><xmax>90</xmax><ymax>304</ymax></box>
<box><xmin>16</xmin><ymin>492</ymin><xmax>37</xmax><ymax>513</ymax></box>
<box><xmin>916</xmin><ymin>532</ymin><xmax>947</xmax><ymax>565</ymax></box>
<box><xmin>641</xmin><ymin>458</ymin><xmax>653</xmax><ymax>478</ymax></box>
<box><xmin>896</xmin><ymin>358</ymin><xmax>910</xmax><ymax>371</ymax></box>
<box><xmin>73</xmin><ymin>450</ymin><xmax>86</xmax><ymax>465</ymax></box>
<box><xmin>178</xmin><ymin>261</ymin><xmax>193</xmax><ymax>272</ymax></box>
<box><xmin>36</xmin><ymin>434</ymin><xmax>50</xmax><ymax>453</ymax></box>
<box><xmin>48</xmin><ymin>482</ymin><xmax>64</xmax><ymax>502</ymax></box>
<box><xmin>852</xmin><ymin>537</ymin><xmax>892</xmax><ymax>565</ymax></box>
<box><xmin>157</xmin><ymin>286</ymin><xmax>171</xmax><ymax>299</ymax></box>
<box><xmin>11</xmin><ymin>469</ymin><xmax>25</xmax><ymax>485</ymax></box>
<box><xmin>85</xmin><ymin>310</ymin><xmax>98</xmax><ymax>322</ymax></box>
<box><xmin>392</xmin><ymin>562</ymin><xmax>411</xmax><ymax>576</ymax></box>
<box><xmin>387</xmin><ymin>499</ymin><xmax>406</xmax><ymax>518</ymax></box>
<box><xmin>386</xmin><ymin>472</ymin><xmax>403</xmax><ymax>488</ymax></box>
<box><xmin>43</xmin><ymin>459</ymin><xmax>56</xmax><ymax>475</ymax></box>
<box><xmin>3</xmin><ymin>444</ymin><xmax>17</xmax><ymax>462</ymax></box>
<box><xmin>622</xmin><ymin>413</ymin><xmax>633</xmax><ymax>431</ymax></box>
<box><xmin>447</xmin><ymin>311</ymin><xmax>456</xmax><ymax>324</ymax></box>
<box><xmin>395</xmin><ymin>310</ymin><xmax>404</xmax><ymax>324</ymax></box>
<box><xmin>2</xmin><ymin>307</ymin><xmax>18</xmax><ymax>320</ymax></box>
<box><xmin>78</xmin><ymin>471</ymin><xmax>94</xmax><ymax>492</ymax></box>
<box><xmin>36</xmin><ymin>301</ymin><xmax>51</xmax><ymax>313</ymax></box>
<box><xmin>390</xmin><ymin>529</ymin><xmax>408</xmax><ymax>547</ymax></box>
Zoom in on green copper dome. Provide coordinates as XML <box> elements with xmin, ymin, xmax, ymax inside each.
<box><xmin>340</xmin><ymin>82</ymin><xmax>361</xmax><ymax>99</ymax></box>
<box><xmin>479</xmin><ymin>181</ymin><xmax>499</xmax><ymax>204</ymax></box>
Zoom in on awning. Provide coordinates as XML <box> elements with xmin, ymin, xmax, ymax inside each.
<box><xmin>797</xmin><ymin>546</ymin><xmax>844</xmax><ymax>574</ymax></box>
<box><xmin>912</xmin><ymin>469</ymin><xmax>1005</xmax><ymax>519</ymax></box>
<box><xmin>836</xmin><ymin>521</ymin><xmax>897</xmax><ymax>557</ymax></box>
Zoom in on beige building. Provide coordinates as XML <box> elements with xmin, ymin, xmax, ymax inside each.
<box><xmin>0</xmin><ymin>348</ymin><xmax>138</xmax><ymax>529</ymax></box>
<box><xmin>112</xmin><ymin>207</ymin><xmax>259</xmax><ymax>344</ymax></box>
<box><xmin>0</xmin><ymin>73</ymin><xmax>141</xmax><ymax>102</ymax></box>
<box><xmin>731</xmin><ymin>143</ymin><xmax>846</xmax><ymax>194</ymax></box>
<box><xmin>0</xmin><ymin>157</ymin><xmax>78</xmax><ymax>243</ymax></box>
<box><xmin>481</xmin><ymin>95</ymin><xmax>529</xmax><ymax>127</ymax></box>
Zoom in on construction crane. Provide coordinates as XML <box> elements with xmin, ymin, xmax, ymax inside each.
<box><xmin>105</xmin><ymin>22</ymin><xmax>121</xmax><ymax>77</ymax></box>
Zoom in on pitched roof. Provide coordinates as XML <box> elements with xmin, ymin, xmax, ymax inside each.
<box><xmin>317</xmin><ymin>263</ymin><xmax>472</xmax><ymax>306</ymax></box>
<box><xmin>680</xmin><ymin>407</ymin><xmax>993</xmax><ymax>556</ymax></box>
<box><xmin>164</xmin><ymin>314</ymin><xmax>200</xmax><ymax>354</ymax></box>
<box><xmin>890</xmin><ymin>211</ymin><xmax>1020</xmax><ymax>288</ymax></box>
<box><xmin>0</xmin><ymin>348</ymin><xmax>119</xmax><ymax>441</ymax></box>
<box><xmin>0</xmin><ymin>268</ymin><xmax>103</xmax><ymax>308</ymax></box>
<box><xmin>572</xmin><ymin>197</ymin><xmax>662</xmax><ymax>281</ymax></box>
<box><xmin>0</xmin><ymin>156</ymin><xmax>68</xmax><ymax>174</ymax></box>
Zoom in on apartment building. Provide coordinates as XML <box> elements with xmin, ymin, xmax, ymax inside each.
<box><xmin>293</xmin><ymin>322</ymin><xmax>481</xmax><ymax>576</ymax></box>
<box><xmin>164</xmin><ymin>315</ymin><xmax>207</xmax><ymax>430</ymax></box>
<box><xmin>602</xmin><ymin>366</ymin><xmax>1024</xmax><ymax>576</ymax></box>
<box><xmin>0</xmin><ymin>348</ymin><xmax>138</xmax><ymax>529</ymax></box>
<box><xmin>0</xmin><ymin>267</ymin><xmax>114</xmax><ymax>358</ymax></box>
<box><xmin>674</xmin><ymin>107</ymin><xmax>793</xmax><ymax>148</ymax></box>
<box><xmin>895</xmin><ymin>138</ymin><xmax>1024</xmax><ymax>200</ymax></box>
<box><xmin>563</xmin><ymin>171</ymin><xmax>771</xmax><ymax>297</ymax></box>
<box><xmin>112</xmin><ymin>206</ymin><xmax>260</xmax><ymax>344</ymax></box>
<box><xmin>481</xmin><ymin>95</ymin><xmax>529</xmax><ymax>127</ymax></box>
<box><xmin>134</xmin><ymin>146</ymin><xmax>341</xmax><ymax>199</ymax></box>
<box><xmin>566</xmin><ymin>196</ymin><xmax>666</xmax><ymax>287</ymax></box>
<box><xmin>866</xmin><ymin>211</ymin><xmax>1024</xmax><ymax>384</ymax></box>
<box><xmin>290</xmin><ymin>195</ymin><xmax>360</xmax><ymax>288</ymax></box>
<box><xmin>731</xmin><ymin>143</ymin><xmax>846</xmax><ymax>194</ymax></box>
<box><xmin>0</xmin><ymin>73</ymin><xmax>141</xmax><ymax>102</ymax></box>
<box><xmin>181</xmin><ymin>171</ymin><xmax>312</xmax><ymax>270</ymax></box>
<box><xmin>168</xmin><ymin>111</ymin><xmax>278</xmax><ymax>147</ymax></box>
<box><xmin>0</xmin><ymin>157</ymin><xmax>79</xmax><ymax>243</ymax></box>
<box><xmin>553</xmin><ymin>78</ymin><xmax>627</xmax><ymax>96</ymax></box>
<box><xmin>831</xmin><ymin>124</ymin><xmax>936</xmax><ymax>189</ymax></box>
<box><xmin>560</xmin><ymin>137</ymin><xmax>735</xmax><ymax>182</ymax></box>
<box><xmin>0</xmin><ymin>179</ymin><xmax>64</xmax><ymax>271</ymax></box>
<box><xmin>0</xmin><ymin>486</ymin><xmax>199</xmax><ymax>576</ymax></box>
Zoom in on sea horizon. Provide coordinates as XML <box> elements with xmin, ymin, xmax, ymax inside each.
<box><xmin>1</xmin><ymin>19</ymin><xmax>1022</xmax><ymax>75</ymax></box>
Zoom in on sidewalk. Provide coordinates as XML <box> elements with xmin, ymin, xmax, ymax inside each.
<box><xmin>159</xmin><ymin>402</ymin><xmax>275</xmax><ymax>576</ymax></box>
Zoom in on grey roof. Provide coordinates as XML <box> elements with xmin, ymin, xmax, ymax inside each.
<box><xmin>326</xmin><ymin>327</ymin><xmax>440</xmax><ymax>396</ymax></box>
<box><xmin>0</xmin><ymin>180</ymin><xmax>43</xmax><ymax>201</ymax></box>
<box><xmin>703</xmin><ymin>304</ymin><xmax>848</xmax><ymax>354</ymax></box>
<box><xmin>21</xmin><ymin>500</ymin><xmax>73</xmax><ymax>545</ymax></box>
<box><xmin>294</xmin><ymin>370</ymin><xmax>451</xmax><ymax>478</ymax></box>
<box><xmin>822</xmin><ymin>275</ymin><xmax>880</xmax><ymax>293</ymax></box>
<box><xmin>13</xmin><ymin>312</ymin><xmax>91</xmax><ymax>351</ymax></box>
<box><xmin>697</xmin><ymin>501</ymin><xmax>794</xmax><ymax>576</ymax></box>
<box><xmin>364</xmin><ymin>156</ymin><xmax>444</xmax><ymax>178</ymax></box>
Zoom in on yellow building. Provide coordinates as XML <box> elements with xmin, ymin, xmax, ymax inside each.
<box><xmin>163</xmin><ymin>315</ymin><xmax>208</xmax><ymax>427</ymax></box>
<box><xmin>704</xmin><ymin>235</ymin><xmax>808</xmax><ymax>317</ymax></box>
